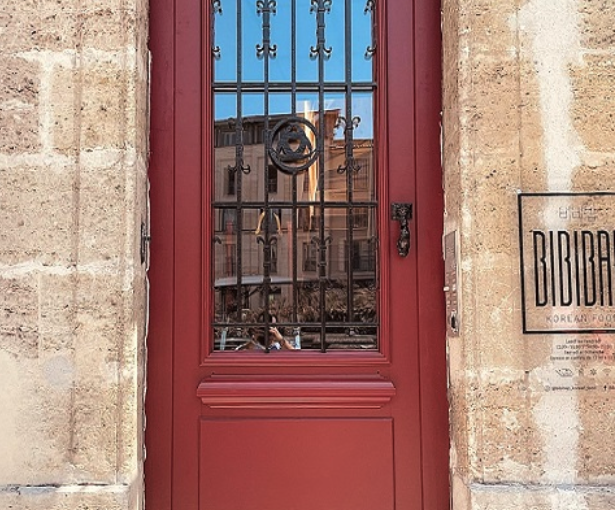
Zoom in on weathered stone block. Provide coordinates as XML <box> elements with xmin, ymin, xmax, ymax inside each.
<box><xmin>518</xmin><ymin>60</ymin><xmax>545</xmax><ymax>190</ymax></box>
<box><xmin>572</xmin><ymin>55</ymin><xmax>615</xmax><ymax>152</ymax></box>
<box><xmin>579</xmin><ymin>0</ymin><xmax>615</xmax><ymax>50</ymax></box>
<box><xmin>50</xmin><ymin>67</ymin><xmax>78</xmax><ymax>155</ymax></box>
<box><xmin>82</xmin><ymin>8</ymin><xmax>138</xmax><ymax>51</ymax></box>
<box><xmin>51</xmin><ymin>62</ymin><xmax>137</xmax><ymax>153</ymax></box>
<box><xmin>572</xmin><ymin>157</ymin><xmax>615</xmax><ymax>191</ymax></box>
<box><xmin>70</xmin><ymin>385</ymin><xmax>119</xmax><ymax>481</ymax></box>
<box><xmin>0</xmin><ymin>276</ymin><xmax>39</xmax><ymax>358</ymax></box>
<box><xmin>466</xmin><ymin>0</ymin><xmax>517</xmax><ymax>57</ymax></box>
<box><xmin>78</xmin><ymin>162</ymin><xmax>133</xmax><ymax>265</ymax></box>
<box><xmin>0</xmin><ymin>272</ymin><xmax>141</xmax><ymax>485</ymax></box>
<box><xmin>467</xmin><ymin>59</ymin><xmax>520</xmax><ymax>155</ymax></box>
<box><xmin>579</xmin><ymin>391</ymin><xmax>615</xmax><ymax>481</ymax></box>
<box><xmin>0</xmin><ymin>352</ymin><xmax>74</xmax><ymax>485</ymax></box>
<box><xmin>468</xmin><ymin>191</ymin><xmax>517</xmax><ymax>253</ymax></box>
<box><xmin>470</xmin><ymin>485</ymin><xmax>614</xmax><ymax>510</ymax></box>
<box><xmin>0</xmin><ymin>488</ymin><xmax>131</xmax><ymax>510</ymax></box>
<box><xmin>80</xmin><ymin>62</ymin><xmax>136</xmax><ymax>150</ymax></box>
<box><xmin>0</xmin><ymin>1</ymin><xmax>77</xmax><ymax>52</ymax></box>
<box><xmin>73</xmin><ymin>274</ymin><xmax>124</xmax><ymax>364</ymax></box>
<box><xmin>471</xmin><ymin>377</ymin><xmax>543</xmax><ymax>482</ymax></box>
<box><xmin>0</xmin><ymin>166</ymin><xmax>73</xmax><ymax>265</ymax></box>
<box><xmin>0</xmin><ymin>57</ymin><xmax>40</xmax><ymax>154</ymax></box>
<box><xmin>39</xmin><ymin>274</ymin><xmax>75</xmax><ymax>352</ymax></box>
<box><xmin>134</xmin><ymin>64</ymin><xmax>150</xmax><ymax>154</ymax></box>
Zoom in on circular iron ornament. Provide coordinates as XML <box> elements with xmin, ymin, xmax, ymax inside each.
<box><xmin>268</xmin><ymin>117</ymin><xmax>319</xmax><ymax>175</ymax></box>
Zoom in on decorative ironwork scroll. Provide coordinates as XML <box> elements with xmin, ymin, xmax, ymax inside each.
<box><xmin>268</xmin><ymin>117</ymin><xmax>319</xmax><ymax>174</ymax></box>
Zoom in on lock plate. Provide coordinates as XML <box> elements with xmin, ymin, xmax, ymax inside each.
<box><xmin>444</xmin><ymin>231</ymin><xmax>459</xmax><ymax>336</ymax></box>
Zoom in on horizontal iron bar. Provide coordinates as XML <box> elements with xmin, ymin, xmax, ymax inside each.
<box><xmin>213</xmin><ymin>322</ymin><xmax>379</xmax><ymax>328</ymax></box>
<box><xmin>213</xmin><ymin>201</ymin><xmax>378</xmax><ymax>208</ymax></box>
<box><xmin>213</xmin><ymin>81</ymin><xmax>376</xmax><ymax>93</ymax></box>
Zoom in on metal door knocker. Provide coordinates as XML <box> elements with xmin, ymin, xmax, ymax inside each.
<box><xmin>391</xmin><ymin>203</ymin><xmax>413</xmax><ymax>257</ymax></box>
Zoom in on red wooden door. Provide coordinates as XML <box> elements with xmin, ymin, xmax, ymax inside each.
<box><xmin>147</xmin><ymin>0</ymin><xmax>447</xmax><ymax>509</ymax></box>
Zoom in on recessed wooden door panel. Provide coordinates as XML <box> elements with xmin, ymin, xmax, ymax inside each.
<box><xmin>200</xmin><ymin>418</ymin><xmax>394</xmax><ymax>510</ymax></box>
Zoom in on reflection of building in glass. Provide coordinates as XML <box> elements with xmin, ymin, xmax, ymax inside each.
<box><xmin>213</xmin><ymin>109</ymin><xmax>377</xmax><ymax>333</ymax></box>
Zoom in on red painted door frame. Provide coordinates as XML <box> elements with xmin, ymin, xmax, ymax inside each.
<box><xmin>146</xmin><ymin>0</ymin><xmax>448</xmax><ymax>508</ymax></box>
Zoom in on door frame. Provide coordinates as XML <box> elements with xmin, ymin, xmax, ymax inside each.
<box><xmin>146</xmin><ymin>0</ymin><xmax>448</xmax><ymax>508</ymax></box>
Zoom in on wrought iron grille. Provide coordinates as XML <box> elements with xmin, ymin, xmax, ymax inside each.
<box><xmin>212</xmin><ymin>0</ymin><xmax>378</xmax><ymax>352</ymax></box>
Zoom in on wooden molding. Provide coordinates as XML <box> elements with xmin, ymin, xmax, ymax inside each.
<box><xmin>197</xmin><ymin>375</ymin><xmax>396</xmax><ymax>409</ymax></box>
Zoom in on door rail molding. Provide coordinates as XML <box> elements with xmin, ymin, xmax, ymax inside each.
<box><xmin>197</xmin><ymin>375</ymin><xmax>396</xmax><ymax>409</ymax></box>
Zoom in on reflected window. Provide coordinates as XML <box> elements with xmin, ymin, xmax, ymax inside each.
<box><xmin>303</xmin><ymin>242</ymin><xmax>317</xmax><ymax>272</ymax></box>
<box><xmin>226</xmin><ymin>167</ymin><xmax>236</xmax><ymax>195</ymax></box>
<box><xmin>268</xmin><ymin>165</ymin><xmax>278</xmax><ymax>194</ymax></box>
<box><xmin>345</xmin><ymin>239</ymin><xmax>376</xmax><ymax>272</ymax></box>
<box><xmin>353</xmin><ymin>208</ymin><xmax>369</xmax><ymax>229</ymax></box>
<box><xmin>219</xmin><ymin>209</ymin><xmax>237</xmax><ymax>233</ymax></box>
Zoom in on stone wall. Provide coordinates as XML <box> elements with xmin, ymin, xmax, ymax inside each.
<box><xmin>443</xmin><ymin>0</ymin><xmax>615</xmax><ymax>508</ymax></box>
<box><xmin>0</xmin><ymin>1</ymin><xmax>149</xmax><ymax>509</ymax></box>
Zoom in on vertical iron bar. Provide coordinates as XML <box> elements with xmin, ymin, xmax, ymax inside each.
<box><xmin>212</xmin><ymin>1</ymin><xmax>222</xmax><ymax>342</ymax></box>
<box><xmin>234</xmin><ymin>0</ymin><xmax>245</xmax><ymax>317</ymax></box>
<box><xmin>258</xmin><ymin>0</ymin><xmax>276</xmax><ymax>351</ymax></box>
<box><xmin>291</xmin><ymin>0</ymin><xmax>298</xmax><ymax>326</ymax></box>
<box><xmin>344</xmin><ymin>0</ymin><xmax>354</xmax><ymax>327</ymax></box>
<box><xmin>313</xmin><ymin>0</ymin><xmax>330</xmax><ymax>352</ymax></box>
<box><xmin>211</xmin><ymin>0</ymin><xmax>221</xmax><ymax>70</ymax></box>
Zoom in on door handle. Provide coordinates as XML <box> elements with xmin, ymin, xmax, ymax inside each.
<box><xmin>391</xmin><ymin>203</ymin><xmax>413</xmax><ymax>257</ymax></box>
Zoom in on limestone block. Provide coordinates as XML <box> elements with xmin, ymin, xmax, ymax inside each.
<box><xmin>0</xmin><ymin>166</ymin><xmax>73</xmax><ymax>265</ymax></box>
<box><xmin>571</xmin><ymin>55</ymin><xmax>615</xmax><ymax>152</ymax></box>
<box><xmin>78</xmin><ymin>162</ymin><xmax>134</xmax><ymax>265</ymax></box>
<box><xmin>0</xmin><ymin>487</ymin><xmax>132</xmax><ymax>510</ymax></box>
<box><xmin>470</xmin><ymin>154</ymin><xmax>520</xmax><ymax>194</ymax></box>
<box><xmin>467</xmin><ymin>190</ymin><xmax>517</xmax><ymax>253</ymax></box>
<box><xmin>448</xmin><ymin>379</ymin><xmax>471</xmax><ymax>480</ymax></box>
<box><xmin>470</xmin><ymin>485</ymin><xmax>615</xmax><ymax>509</ymax></box>
<box><xmin>572</xmin><ymin>157</ymin><xmax>615</xmax><ymax>192</ymax></box>
<box><xmin>0</xmin><ymin>276</ymin><xmax>39</xmax><ymax>358</ymax></box>
<box><xmin>51</xmin><ymin>62</ymin><xmax>137</xmax><ymax>153</ymax></box>
<box><xmin>70</xmin><ymin>385</ymin><xmax>119</xmax><ymax>481</ymax></box>
<box><xmin>0</xmin><ymin>272</ymin><xmax>142</xmax><ymax>484</ymax></box>
<box><xmin>579</xmin><ymin>0</ymin><xmax>615</xmax><ymax>50</ymax></box>
<box><xmin>470</xmin><ymin>259</ymin><xmax>523</xmax><ymax>367</ymax></box>
<box><xmin>39</xmin><ymin>274</ymin><xmax>75</xmax><ymax>352</ymax></box>
<box><xmin>450</xmin><ymin>473</ymin><xmax>471</xmax><ymax>510</ymax></box>
<box><xmin>117</xmin><ymin>275</ymin><xmax>146</xmax><ymax>482</ymax></box>
<box><xmin>81</xmin><ymin>62</ymin><xmax>137</xmax><ymax>150</ymax></box>
<box><xmin>518</xmin><ymin>60</ymin><xmax>545</xmax><ymax>190</ymax></box>
<box><xmin>134</xmin><ymin>63</ymin><xmax>150</xmax><ymax>154</ymax></box>
<box><xmin>2</xmin><ymin>2</ymin><xmax>143</xmax><ymax>53</ymax></box>
<box><xmin>0</xmin><ymin>272</ymin><xmax>141</xmax><ymax>485</ymax></box>
<box><xmin>50</xmin><ymin>67</ymin><xmax>78</xmax><ymax>155</ymax></box>
<box><xmin>73</xmin><ymin>273</ymin><xmax>125</xmax><ymax>367</ymax></box>
<box><xmin>467</xmin><ymin>59</ymin><xmax>520</xmax><ymax>155</ymax></box>
<box><xmin>0</xmin><ymin>351</ymin><xmax>73</xmax><ymax>485</ymax></box>
<box><xmin>578</xmin><ymin>391</ymin><xmax>615</xmax><ymax>482</ymax></box>
<box><xmin>70</xmin><ymin>273</ymin><xmax>140</xmax><ymax>480</ymax></box>
<box><xmin>0</xmin><ymin>0</ymin><xmax>76</xmax><ymax>52</ymax></box>
<box><xmin>465</xmin><ymin>0</ymin><xmax>517</xmax><ymax>57</ymax></box>
<box><xmin>471</xmin><ymin>377</ymin><xmax>543</xmax><ymax>482</ymax></box>
<box><xmin>0</xmin><ymin>57</ymin><xmax>40</xmax><ymax>154</ymax></box>
<box><xmin>82</xmin><ymin>8</ymin><xmax>139</xmax><ymax>51</ymax></box>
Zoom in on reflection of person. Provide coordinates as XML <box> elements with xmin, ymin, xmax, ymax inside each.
<box><xmin>254</xmin><ymin>209</ymin><xmax>282</xmax><ymax>236</ymax></box>
<box><xmin>235</xmin><ymin>312</ymin><xmax>296</xmax><ymax>350</ymax></box>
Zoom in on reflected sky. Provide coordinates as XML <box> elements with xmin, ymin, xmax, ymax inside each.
<box><xmin>213</xmin><ymin>0</ymin><xmax>375</xmax><ymax>138</ymax></box>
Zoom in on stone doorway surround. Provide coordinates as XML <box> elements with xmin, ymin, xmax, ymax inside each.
<box><xmin>1</xmin><ymin>0</ymin><xmax>615</xmax><ymax>509</ymax></box>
